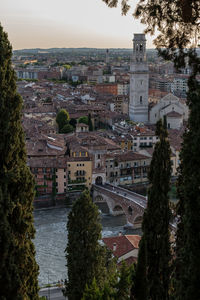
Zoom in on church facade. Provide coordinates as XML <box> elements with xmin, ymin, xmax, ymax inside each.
<box><xmin>149</xmin><ymin>93</ymin><xmax>188</xmax><ymax>129</ymax></box>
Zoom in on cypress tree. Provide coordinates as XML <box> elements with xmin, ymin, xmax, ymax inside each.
<box><xmin>134</xmin><ymin>118</ymin><xmax>171</xmax><ymax>300</ymax></box>
<box><xmin>64</xmin><ymin>190</ymin><xmax>112</xmax><ymax>300</ymax></box>
<box><xmin>81</xmin><ymin>278</ymin><xmax>103</xmax><ymax>300</ymax></box>
<box><xmin>88</xmin><ymin>113</ymin><xmax>93</xmax><ymax>131</ymax></box>
<box><xmin>0</xmin><ymin>23</ymin><xmax>39</xmax><ymax>299</ymax></box>
<box><xmin>174</xmin><ymin>77</ymin><xmax>200</xmax><ymax>300</ymax></box>
<box><xmin>134</xmin><ymin>238</ymin><xmax>148</xmax><ymax>300</ymax></box>
<box><xmin>114</xmin><ymin>262</ymin><xmax>134</xmax><ymax>300</ymax></box>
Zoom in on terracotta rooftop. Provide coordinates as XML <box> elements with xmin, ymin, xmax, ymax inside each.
<box><xmin>106</xmin><ymin>151</ymin><xmax>150</xmax><ymax>162</ymax></box>
<box><xmin>28</xmin><ymin>157</ymin><xmax>67</xmax><ymax>168</ymax></box>
<box><xmin>103</xmin><ymin>235</ymin><xmax>141</xmax><ymax>258</ymax></box>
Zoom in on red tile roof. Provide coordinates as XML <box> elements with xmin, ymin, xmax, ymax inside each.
<box><xmin>102</xmin><ymin>235</ymin><xmax>141</xmax><ymax>258</ymax></box>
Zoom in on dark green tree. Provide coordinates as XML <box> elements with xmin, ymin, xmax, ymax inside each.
<box><xmin>0</xmin><ymin>23</ymin><xmax>39</xmax><ymax>299</ymax></box>
<box><xmin>173</xmin><ymin>78</ymin><xmax>200</xmax><ymax>300</ymax></box>
<box><xmin>134</xmin><ymin>238</ymin><xmax>148</xmax><ymax>300</ymax></box>
<box><xmin>78</xmin><ymin>116</ymin><xmax>88</xmax><ymax>125</ymax></box>
<box><xmin>56</xmin><ymin>108</ymin><xmax>70</xmax><ymax>132</ymax></box>
<box><xmin>114</xmin><ymin>262</ymin><xmax>134</xmax><ymax>300</ymax></box>
<box><xmin>88</xmin><ymin>113</ymin><xmax>93</xmax><ymax>131</ymax></box>
<box><xmin>69</xmin><ymin>117</ymin><xmax>77</xmax><ymax>128</ymax></box>
<box><xmin>64</xmin><ymin>190</ymin><xmax>113</xmax><ymax>300</ymax></box>
<box><xmin>81</xmin><ymin>278</ymin><xmax>103</xmax><ymax>300</ymax></box>
<box><xmin>134</xmin><ymin>119</ymin><xmax>171</xmax><ymax>300</ymax></box>
<box><xmin>60</xmin><ymin>123</ymin><xmax>74</xmax><ymax>134</ymax></box>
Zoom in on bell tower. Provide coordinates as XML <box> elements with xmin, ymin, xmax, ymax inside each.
<box><xmin>129</xmin><ymin>34</ymin><xmax>149</xmax><ymax>123</ymax></box>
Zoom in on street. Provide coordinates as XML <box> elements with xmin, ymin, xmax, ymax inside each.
<box><xmin>39</xmin><ymin>287</ymin><xmax>67</xmax><ymax>300</ymax></box>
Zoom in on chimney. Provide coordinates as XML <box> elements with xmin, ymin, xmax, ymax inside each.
<box><xmin>113</xmin><ymin>242</ymin><xmax>117</xmax><ymax>252</ymax></box>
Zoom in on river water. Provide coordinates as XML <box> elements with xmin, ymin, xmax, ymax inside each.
<box><xmin>34</xmin><ymin>207</ymin><xmax>129</xmax><ymax>286</ymax></box>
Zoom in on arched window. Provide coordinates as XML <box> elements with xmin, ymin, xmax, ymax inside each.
<box><xmin>140</xmin><ymin>96</ymin><xmax>143</xmax><ymax>104</ymax></box>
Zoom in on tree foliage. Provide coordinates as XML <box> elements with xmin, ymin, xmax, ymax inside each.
<box><xmin>0</xmin><ymin>23</ymin><xmax>39</xmax><ymax>299</ymax></box>
<box><xmin>82</xmin><ymin>278</ymin><xmax>103</xmax><ymax>300</ymax></box>
<box><xmin>78</xmin><ymin>116</ymin><xmax>88</xmax><ymax>125</ymax></box>
<box><xmin>64</xmin><ymin>190</ymin><xmax>115</xmax><ymax>300</ymax></box>
<box><xmin>134</xmin><ymin>118</ymin><xmax>171</xmax><ymax>300</ymax></box>
<box><xmin>102</xmin><ymin>0</ymin><xmax>200</xmax><ymax>72</ymax></box>
<box><xmin>173</xmin><ymin>78</ymin><xmax>200</xmax><ymax>300</ymax></box>
<box><xmin>115</xmin><ymin>262</ymin><xmax>134</xmax><ymax>300</ymax></box>
<box><xmin>134</xmin><ymin>238</ymin><xmax>148</xmax><ymax>300</ymax></box>
<box><xmin>60</xmin><ymin>123</ymin><xmax>74</xmax><ymax>134</ymax></box>
<box><xmin>88</xmin><ymin>113</ymin><xmax>93</xmax><ymax>131</ymax></box>
<box><xmin>56</xmin><ymin>108</ymin><xmax>70</xmax><ymax>132</ymax></box>
<box><xmin>69</xmin><ymin>117</ymin><xmax>77</xmax><ymax>128</ymax></box>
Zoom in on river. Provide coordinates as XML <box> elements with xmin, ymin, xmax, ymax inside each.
<box><xmin>34</xmin><ymin>207</ymin><xmax>130</xmax><ymax>286</ymax></box>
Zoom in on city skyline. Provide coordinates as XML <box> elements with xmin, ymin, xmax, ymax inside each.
<box><xmin>1</xmin><ymin>0</ymin><xmax>155</xmax><ymax>50</ymax></box>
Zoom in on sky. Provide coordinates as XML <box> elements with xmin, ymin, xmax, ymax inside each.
<box><xmin>0</xmin><ymin>0</ymin><xmax>155</xmax><ymax>50</ymax></box>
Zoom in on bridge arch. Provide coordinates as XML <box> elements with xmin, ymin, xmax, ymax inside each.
<box><xmin>94</xmin><ymin>194</ymin><xmax>110</xmax><ymax>214</ymax></box>
<box><xmin>134</xmin><ymin>215</ymin><xmax>143</xmax><ymax>228</ymax></box>
<box><xmin>95</xmin><ymin>176</ymin><xmax>103</xmax><ymax>185</ymax></box>
<box><xmin>113</xmin><ymin>204</ymin><xmax>125</xmax><ymax>216</ymax></box>
<box><xmin>128</xmin><ymin>206</ymin><xmax>133</xmax><ymax>215</ymax></box>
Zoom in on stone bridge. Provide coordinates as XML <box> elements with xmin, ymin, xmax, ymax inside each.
<box><xmin>93</xmin><ymin>183</ymin><xmax>147</xmax><ymax>228</ymax></box>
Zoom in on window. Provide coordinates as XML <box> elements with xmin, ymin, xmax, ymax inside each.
<box><xmin>140</xmin><ymin>96</ymin><xmax>142</xmax><ymax>104</ymax></box>
<box><xmin>64</xmin><ymin>182</ymin><xmax>66</xmax><ymax>186</ymax></box>
<box><xmin>68</xmin><ymin>164</ymin><xmax>70</xmax><ymax>167</ymax></box>
<box><xmin>64</xmin><ymin>175</ymin><xmax>66</xmax><ymax>178</ymax></box>
<box><xmin>97</xmin><ymin>154</ymin><xmax>100</xmax><ymax>159</ymax></box>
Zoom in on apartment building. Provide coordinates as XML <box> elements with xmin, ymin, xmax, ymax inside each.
<box><xmin>105</xmin><ymin>151</ymin><xmax>151</xmax><ymax>186</ymax></box>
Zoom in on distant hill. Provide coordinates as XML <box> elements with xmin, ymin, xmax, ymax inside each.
<box><xmin>13</xmin><ymin>47</ymin><xmax>156</xmax><ymax>55</ymax></box>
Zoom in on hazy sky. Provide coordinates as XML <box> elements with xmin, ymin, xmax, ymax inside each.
<box><xmin>1</xmin><ymin>0</ymin><xmax>155</xmax><ymax>50</ymax></box>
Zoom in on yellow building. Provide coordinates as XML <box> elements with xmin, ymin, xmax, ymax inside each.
<box><xmin>67</xmin><ymin>146</ymin><xmax>92</xmax><ymax>191</ymax></box>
